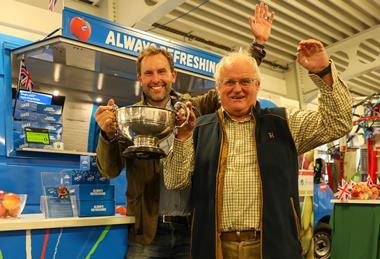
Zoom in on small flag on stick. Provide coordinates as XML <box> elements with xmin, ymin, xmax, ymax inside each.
<box><xmin>18</xmin><ymin>59</ymin><xmax>33</xmax><ymax>92</ymax></box>
<box><xmin>48</xmin><ymin>0</ymin><xmax>58</xmax><ymax>11</ymax></box>
<box><xmin>334</xmin><ymin>179</ymin><xmax>351</xmax><ymax>201</ymax></box>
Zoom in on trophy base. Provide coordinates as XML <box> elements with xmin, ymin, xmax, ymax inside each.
<box><xmin>122</xmin><ymin>146</ymin><xmax>166</xmax><ymax>159</ymax></box>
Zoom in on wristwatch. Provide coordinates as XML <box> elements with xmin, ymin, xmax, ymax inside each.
<box><xmin>251</xmin><ymin>40</ymin><xmax>265</xmax><ymax>49</ymax></box>
<box><xmin>249</xmin><ymin>40</ymin><xmax>266</xmax><ymax>59</ymax></box>
<box><xmin>101</xmin><ymin>130</ymin><xmax>117</xmax><ymax>142</ymax></box>
<box><xmin>314</xmin><ymin>63</ymin><xmax>331</xmax><ymax>78</ymax></box>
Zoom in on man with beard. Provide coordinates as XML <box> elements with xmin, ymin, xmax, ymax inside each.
<box><xmin>95</xmin><ymin>3</ymin><xmax>274</xmax><ymax>258</ymax></box>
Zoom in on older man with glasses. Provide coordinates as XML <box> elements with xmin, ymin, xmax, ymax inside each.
<box><xmin>163</xmin><ymin>39</ymin><xmax>352</xmax><ymax>259</ymax></box>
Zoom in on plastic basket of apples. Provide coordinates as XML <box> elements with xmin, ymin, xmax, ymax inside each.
<box><xmin>350</xmin><ymin>184</ymin><xmax>379</xmax><ymax>200</ymax></box>
<box><xmin>0</xmin><ymin>191</ymin><xmax>27</xmax><ymax>218</ymax></box>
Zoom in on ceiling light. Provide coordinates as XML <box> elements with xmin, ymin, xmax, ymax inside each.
<box><xmin>53</xmin><ymin>63</ymin><xmax>62</xmax><ymax>82</ymax></box>
<box><xmin>97</xmin><ymin>73</ymin><xmax>104</xmax><ymax>90</ymax></box>
<box><xmin>53</xmin><ymin>90</ymin><xmax>59</xmax><ymax>96</ymax></box>
<box><xmin>134</xmin><ymin>81</ymin><xmax>140</xmax><ymax>97</ymax></box>
<box><xmin>96</xmin><ymin>97</ymin><xmax>102</xmax><ymax>103</ymax></box>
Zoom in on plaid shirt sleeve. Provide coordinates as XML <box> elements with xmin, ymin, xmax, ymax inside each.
<box><xmin>163</xmin><ymin>136</ymin><xmax>195</xmax><ymax>190</ymax></box>
<box><xmin>289</xmin><ymin>61</ymin><xmax>353</xmax><ymax>154</ymax></box>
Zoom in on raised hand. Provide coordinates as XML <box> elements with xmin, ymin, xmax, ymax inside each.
<box><xmin>94</xmin><ymin>98</ymin><xmax>117</xmax><ymax>140</ymax></box>
<box><xmin>296</xmin><ymin>39</ymin><xmax>330</xmax><ymax>73</ymax></box>
<box><xmin>175</xmin><ymin>101</ymin><xmax>196</xmax><ymax>141</ymax></box>
<box><xmin>248</xmin><ymin>2</ymin><xmax>275</xmax><ymax>44</ymax></box>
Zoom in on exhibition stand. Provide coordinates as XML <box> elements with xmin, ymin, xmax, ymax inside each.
<box><xmin>0</xmin><ymin>7</ymin><xmax>221</xmax><ymax>259</ymax></box>
<box><xmin>0</xmin><ymin>214</ymin><xmax>134</xmax><ymax>258</ymax></box>
<box><xmin>330</xmin><ymin>199</ymin><xmax>380</xmax><ymax>259</ymax></box>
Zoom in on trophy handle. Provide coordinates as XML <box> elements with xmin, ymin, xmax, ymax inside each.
<box><xmin>174</xmin><ymin>102</ymin><xmax>190</xmax><ymax>128</ymax></box>
<box><xmin>111</xmin><ymin>104</ymin><xmax>121</xmax><ymax>139</ymax></box>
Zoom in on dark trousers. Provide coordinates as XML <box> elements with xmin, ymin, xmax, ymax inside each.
<box><xmin>127</xmin><ymin>221</ymin><xmax>190</xmax><ymax>259</ymax></box>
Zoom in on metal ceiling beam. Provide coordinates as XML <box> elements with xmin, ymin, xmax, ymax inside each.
<box><xmin>307</xmin><ymin>1</ymin><xmax>366</xmax><ymax>32</ymax></box>
<box><xmin>347</xmin><ymin>81</ymin><xmax>376</xmax><ymax>96</ymax></box>
<box><xmin>176</xmin><ymin>4</ymin><xmax>297</xmax><ymax>56</ymax></box>
<box><xmin>212</xmin><ymin>0</ymin><xmax>306</xmax><ymax>43</ymax></box>
<box><xmin>285</xmin><ymin>0</ymin><xmax>354</xmax><ymax>37</ymax></box>
<box><xmin>327</xmin><ymin>0</ymin><xmax>376</xmax><ymax>26</ymax></box>
<box><xmin>327</xmin><ymin>24</ymin><xmax>380</xmax><ymax>80</ymax></box>
<box><xmin>359</xmin><ymin>74</ymin><xmax>380</xmax><ymax>86</ymax></box>
<box><xmin>164</xmin><ymin>11</ymin><xmax>296</xmax><ymax>60</ymax></box>
<box><xmin>369</xmin><ymin>70</ymin><xmax>380</xmax><ymax>80</ymax></box>
<box><xmin>351</xmin><ymin>0</ymin><xmax>380</xmax><ymax>20</ymax></box>
<box><xmin>118</xmin><ymin>0</ymin><xmax>186</xmax><ymax>29</ymax></box>
<box><xmin>350</xmin><ymin>78</ymin><xmax>380</xmax><ymax>92</ymax></box>
<box><xmin>330</xmin><ymin>55</ymin><xmax>349</xmax><ymax>67</ymax></box>
<box><xmin>234</xmin><ymin>0</ymin><xmax>335</xmax><ymax>44</ymax></box>
<box><xmin>184</xmin><ymin>1</ymin><xmax>299</xmax><ymax>48</ymax></box>
<box><xmin>259</xmin><ymin>0</ymin><xmax>343</xmax><ymax>42</ymax></box>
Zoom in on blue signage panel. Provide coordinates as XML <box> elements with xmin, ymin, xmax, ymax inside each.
<box><xmin>18</xmin><ymin>90</ymin><xmax>53</xmax><ymax>105</ymax></box>
<box><xmin>62</xmin><ymin>8</ymin><xmax>221</xmax><ymax>78</ymax></box>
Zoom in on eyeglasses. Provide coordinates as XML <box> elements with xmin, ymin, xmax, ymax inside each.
<box><xmin>221</xmin><ymin>78</ymin><xmax>258</xmax><ymax>88</ymax></box>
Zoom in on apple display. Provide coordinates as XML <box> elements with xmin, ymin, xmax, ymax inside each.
<box><xmin>7</xmin><ymin>207</ymin><xmax>20</xmax><ymax>218</ymax></box>
<box><xmin>370</xmin><ymin>187</ymin><xmax>379</xmax><ymax>199</ymax></box>
<box><xmin>0</xmin><ymin>190</ymin><xmax>6</xmax><ymax>200</ymax></box>
<box><xmin>0</xmin><ymin>192</ymin><xmax>27</xmax><ymax>218</ymax></box>
<box><xmin>0</xmin><ymin>204</ymin><xmax>7</xmax><ymax>217</ymax></box>
<box><xmin>349</xmin><ymin>183</ymin><xmax>379</xmax><ymax>200</ymax></box>
<box><xmin>70</xmin><ymin>17</ymin><xmax>92</xmax><ymax>41</ymax></box>
<box><xmin>2</xmin><ymin>193</ymin><xmax>21</xmax><ymax>210</ymax></box>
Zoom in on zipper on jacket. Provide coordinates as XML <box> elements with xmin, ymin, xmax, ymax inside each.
<box><xmin>290</xmin><ymin>197</ymin><xmax>301</xmax><ymax>241</ymax></box>
<box><xmin>190</xmin><ymin>208</ymin><xmax>195</xmax><ymax>255</ymax></box>
<box><xmin>252</xmin><ymin>117</ymin><xmax>264</xmax><ymax>259</ymax></box>
<box><xmin>215</xmin><ymin>110</ymin><xmax>226</xmax><ymax>259</ymax></box>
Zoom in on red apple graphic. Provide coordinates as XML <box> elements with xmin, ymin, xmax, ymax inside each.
<box><xmin>115</xmin><ymin>205</ymin><xmax>127</xmax><ymax>216</ymax></box>
<box><xmin>70</xmin><ymin>17</ymin><xmax>92</xmax><ymax>41</ymax></box>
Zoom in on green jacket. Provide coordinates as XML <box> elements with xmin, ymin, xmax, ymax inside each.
<box><xmin>96</xmin><ymin>48</ymin><xmax>265</xmax><ymax>245</ymax></box>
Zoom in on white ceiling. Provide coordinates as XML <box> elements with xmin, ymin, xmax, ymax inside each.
<box><xmin>14</xmin><ymin>0</ymin><xmax>380</xmax><ymax>97</ymax></box>
<box><xmin>141</xmin><ymin>0</ymin><xmax>380</xmax><ymax>97</ymax></box>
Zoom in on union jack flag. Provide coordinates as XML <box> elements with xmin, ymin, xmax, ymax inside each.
<box><xmin>334</xmin><ymin>179</ymin><xmax>351</xmax><ymax>201</ymax></box>
<box><xmin>366</xmin><ymin>176</ymin><xmax>375</xmax><ymax>187</ymax></box>
<box><xmin>18</xmin><ymin>59</ymin><xmax>33</xmax><ymax>92</ymax></box>
<box><xmin>48</xmin><ymin>0</ymin><xmax>58</xmax><ymax>11</ymax></box>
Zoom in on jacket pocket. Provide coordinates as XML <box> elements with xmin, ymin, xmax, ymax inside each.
<box><xmin>290</xmin><ymin>197</ymin><xmax>301</xmax><ymax>241</ymax></box>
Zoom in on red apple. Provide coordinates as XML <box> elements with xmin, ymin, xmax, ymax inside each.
<box><xmin>0</xmin><ymin>190</ymin><xmax>6</xmax><ymax>200</ymax></box>
<box><xmin>351</xmin><ymin>190</ymin><xmax>360</xmax><ymax>199</ymax></box>
<box><xmin>2</xmin><ymin>193</ymin><xmax>20</xmax><ymax>210</ymax></box>
<box><xmin>370</xmin><ymin>187</ymin><xmax>379</xmax><ymax>199</ymax></box>
<box><xmin>70</xmin><ymin>17</ymin><xmax>92</xmax><ymax>41</ymax></box>
<box><xmin>0</xmin><ymin>203</ymin><xmax>7</xmax><ymax>217</ymax></box>
<box><xmin>7</xmin><ymin>207</ymin><xmax>20</xmax><ymax>218</ymax></box>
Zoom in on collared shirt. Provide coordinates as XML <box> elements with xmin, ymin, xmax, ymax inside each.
<box><xmin>157</xmin><ymin>100</ymin><xmax>191</xmax><ymax>216</ymax></box>
<box><xmin>163</xmin><ymin>61</ymin><xmax>352</xmax><ymax>230</ymax></box>
<box><xmin>221</xmin><ymin>114</ymin><xmax>261</xmax><ymax>231</ymax></box>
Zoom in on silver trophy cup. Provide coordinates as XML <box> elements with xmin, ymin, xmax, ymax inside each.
<box><xmin>115</xmin><ymin>102</ymin><xmax>189</xmax><ymax>159</ymax></box>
